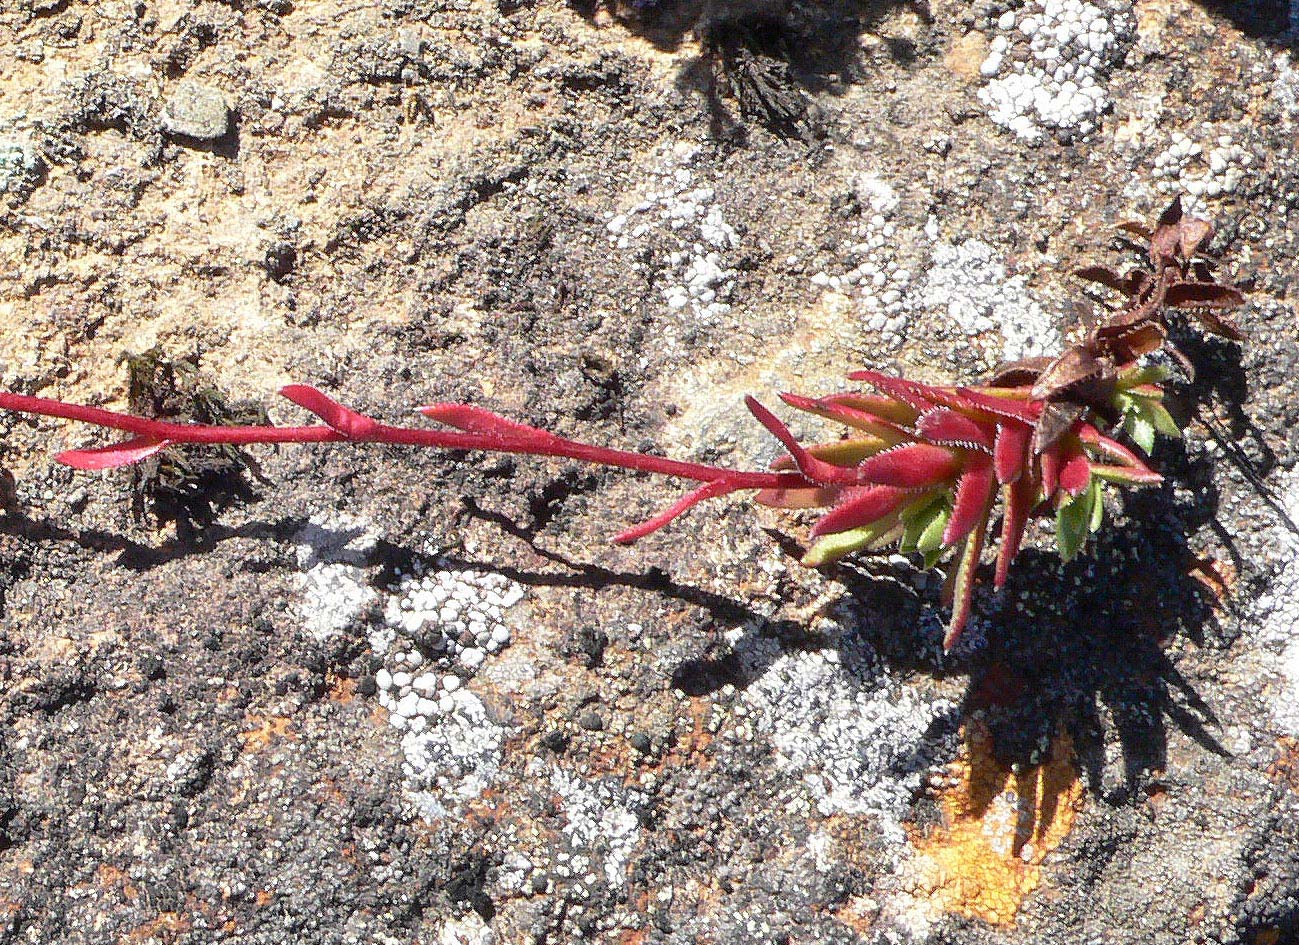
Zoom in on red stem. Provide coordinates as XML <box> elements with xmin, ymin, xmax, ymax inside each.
<box><xmin>0</xmin><ymin>390</ymin><xmax>805</xmax><ymax>491</ymax></box>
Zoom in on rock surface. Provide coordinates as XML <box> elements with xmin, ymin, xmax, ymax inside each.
<box><xmin>161</xmin><ymin>81</ymin><xmax>232</xmax><ymax>142</ymax></box>
<box><xmin>1</xmin><ymin>1</ymin><xmax>1298</xmax><ymax>943</ymax></box>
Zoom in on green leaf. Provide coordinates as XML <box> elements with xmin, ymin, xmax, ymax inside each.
<box><xmin>1117</xmin><ymin>364</ymin><xmax>1171</xmax><ymax>388</ymax></box>
<box><xmin>803</xmin><ymin>520</ymin><xmax>899</xmax><ymax>567</ymax></box>
<box><xmin>1090</xmin><ymin>463</ymin><xmax>1162</xmax><ymax>486</ymax></box>
<box><xmin>900</xmin><ymin>497</ymin><xmax>948</xmax><ymax>553</ymax></box>
<box><xmin>917</xmin><ymin>505</ymin><xmax>951</xmax><ymax>555</ymax></box>
<box><xmin>1125</xmin><ymin>412</ymin><xmax>1156</xmax><ymax>454</ymax></box>
<box><xmin>1056</xmin><ymin>489</ymin><xmax>1094</xmax><ymax>562</ymax></box>
<box><xmin>1145</xmin><ymin>400</ymin><xmax>1181</xmax><ymax>438</ymax></box>
<box><xmin>921</xmin><ymin>546</ymin><xmax>949</xmax><ymax>570</ymax></box>
<box><xmin>1088</xmin><ymin>479</ymin><xmax>1104</xmax><ymax>533</ymax></box>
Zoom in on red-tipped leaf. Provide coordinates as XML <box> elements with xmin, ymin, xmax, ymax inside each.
<box><xmin>1040</xmin><ymin>446</ymin><xmax>1062</xmax><ymax>497</ymax></box>
<box><xmin>811</xmin><ymin>485</ymin><xmax>912</xmax><ymax>537</ymax></box>
<box><xmin>916</xmin><ymin>408</ymin><xmax>994</xmax><ymax>450</ymax></box>
<box><xmin>1058</xmin><ymin>443</ymin><xmax>1092</xmax><ymax>496</ymax></box>
<box><xmin>281</xmin><ymin>385</ymin><xmax>380</xmax><ymax>439</ymax></box>
<box><xmin>418</xmin><ymin>403</ymin><xmax>559</xmax><ymax>447</ymax></box>
<box><xmin>753</xmin><ymin>485</ymin><xmax>842</xmax><ymax>509</ymax></box>
<box><xmin>855</xmin><ymin>443</ymin><xmax>962</xmax><ymax>489</ymax></box>
<box><xmin>943</xmin><ymin>458</ymin><xmax>996</xmax><ymax>546</ymax></box>
<box><xmin>954</xmin><ymin>387</ymin><xmax>1041</xmax><ymax>423</ymax></box>
<box><xmin>613</xmin><ymin>480</ymin><xmax>735</xmax><ymax>544</ymax></box>
<box><xmin>994</xmin><ymin>475</ymin><xmax>1036</xmax><ymax>589</ymax></box>
<box><xmin>57</xmin><ymin>435</ymin><xmax>171</xmax><ymax>470</ymax></box>
<box><xmin>993</xmin><ymin>421</ymin><xmax>1032</xmax><ymax>484</ymax></box>
<box><xmin>943</xmin><ymin>504</ymin><xmax>991</xmax><ymax>651</ymax></box>
<box><xmin>820</xmin><ymin>392</ymin><xmax>920</xmax><ymax>425</ymax></box>
<box><xmin>778</xmin><ymin>392</ymin><xmax>910</xmax><ymax>444</ymax></box>
<box><xmin>745</xmin><ymin>396</ymin><xmax>856</xmax><ymax>485</ymax></box>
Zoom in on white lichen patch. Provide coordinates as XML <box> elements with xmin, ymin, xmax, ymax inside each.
<box><xmin>0</xmin><ymin>136</ymin><xmax>43</xmax><ymax>196</ymax></box>
<box><xmin>548</xmin><ymin>767</ymin><xmax>644</xmax><ymax>889</ymax></box>
<box><xmin>435</xmin><ymin>913</ymin><xmax>495</xmax><ymax>945</ymax></box>
<box><xmin>808</xmin><ymin>174</ymin><xmax>915</xmax><ymax>350</ymax></box>
<box><xmin>294</xmin><ymin>514</ymin><xmax>380</xmax><ymax>640</ymax></box>
<box><xmin>1152</xmin><ymin>131</ymin><xmax>1253</xmax><ymax>215</ymax></box>
<box><xmin>403</xmin><ymin>688</ymin><xmax>507</xmax><ymax>810</ymax></box>
<box><xmin>735</xmin><ymin>626</ymin><xmax>957</xmax><ymax>846</ymax></box>
<box><xmin>605</xmin><ymin>142</ymin><xmax>740</xmax><ymax>322</ymax></box>
<box><xmin>978</xmin><ymin>0</ymin><xmax>1133</xmax><ymax>142</ymax></box>
<box><xmin>364</xmin><ymin>561</ymin><xmax>526</xmax><ymax>809</ymax></box>
<box><xmin>1275</xmin><ymin>53</ymin><xmax>1299</xmax><ymax>117</ymax></box>
<box><xmin>921</xmin><ymin>238</ymin><xmax>1062</xmax><ymax>362</ymax></box>
<box><xmin>1249</xmin><ymin>467</ymin><xmax>1299</xmax><ymax>736</ymax></box>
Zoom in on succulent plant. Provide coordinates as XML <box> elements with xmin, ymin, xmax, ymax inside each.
<box><xmin>0</xmin><ymin>200</ymin><xmax>1244</xmax><ymax>650</ymax></box>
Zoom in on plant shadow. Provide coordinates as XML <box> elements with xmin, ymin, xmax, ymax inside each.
<box><xmin>445</xmin><ymin>408</ymin><xmax>1239</xmax><ymax>809</ymax></box>
<box><xmin>1192</xmin><ymin>0</ymin><xmax>1296</xmax><ymax>42</ymax></box>
<box><xmin>570</xmin><ymin>0</ymin><xmax>932</xmax><ymax>138</ymax></box>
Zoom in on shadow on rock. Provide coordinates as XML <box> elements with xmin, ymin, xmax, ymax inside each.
<box><xmin>809</xmin><ymin>386</ymin><xmax>1241</xmax><ymax>806</ymax></box>
<box><xmin>1192</xmin><ymin>0</ymin><xmax>1296</xmax><ymax>42</ymax></box>
<box><xmin>570</xmin><ymin>0</ymin><xmax>932</xmax><ymax>138</ymax></box>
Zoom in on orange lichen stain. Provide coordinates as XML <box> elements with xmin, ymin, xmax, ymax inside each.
<box><xmin>238</xmin><ymin>715</ymin><xmax>295</xmax><ymax>752</ymax></box>
<box><xmin>95</xmin><ymin>864</ymin><xmax>140</xmax><ymax>900</ymax></box>
<box><xmin>836</xmin><ymin>897</ymin><xmax>876</xmax><ymax>936</ymax></box>
<box><xmin>909</xmin><ymin>722</ymin><xmax>1084</xmax><ymax>928</ymax></box>
<box><xmin>327</xmin><ymin>672</ymin><xmax>357</xmax><ymax>704</ymax></box>
<box><xmin>946</xmin><ymin>31</ymin><xmax>990</xmax><ymax>80</ymax></box>
<box><xmin>1187</xmin><ymin>553</ymin><xmax>1237</xmax><ymax>608</ymax></box>
<box><xmin>1267</xmin><ymin>737</ymin><xmax>1299</xmax><ymax>792</ymax></box>
<box><xmin>1253</xmin><ymin>931</ymin><xmax>1281</xmax><ymax>945</ymax></box>
<box><xmin>125</xmin><ymin>912</ymin><xmax>191</xmax><ymax>942</ymax></box>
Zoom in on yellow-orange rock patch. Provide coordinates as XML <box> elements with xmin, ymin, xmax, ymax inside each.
<box><xmin>910</xmin><ymin>722</ymin><xmax>1084</xmax><ymax>928</ymax></box>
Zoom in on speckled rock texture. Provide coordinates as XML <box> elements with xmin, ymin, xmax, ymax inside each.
<box><xmin>1</xmin><ymin>1</ymin><xmax>1298</xmax><ymax>943</ymax></box>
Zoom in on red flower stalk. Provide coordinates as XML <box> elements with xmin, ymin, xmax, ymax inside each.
<box><xmin>0</xmin><ymin>201</ymin><xmax>1243</xmax><ymax>651</ymax></box>
<box><xmin>0</xmin><ymin>362</ymin><xmax>1165</xmax><ymax>651</ymax></box>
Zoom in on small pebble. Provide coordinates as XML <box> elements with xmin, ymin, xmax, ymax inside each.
<box><xmin>161</xmin><ymin>81</ymin><xmax>231</xmax><ymax>141</ymax></box>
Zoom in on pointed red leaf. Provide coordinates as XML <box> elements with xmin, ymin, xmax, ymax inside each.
<box><xmin>820</xmin><ymin>392</ymin><xmax>919</xmax><ymax>425</ymax></box>
<box><xmin>753</xmin><ymin>485</ymin><xmax>842</xmax><ymax>509</ymax></box>
<box><xmin>993</xmin><ymin>421</ymin><xmax>1031</xmax><ymax>484</ymax></box>
<box><xmin>994</xmin><ymin>475</ymin><xmax>1036</xmax><ymax>589</ymax></box>
<box><xmin>745</xmin><ymin>396</ymin><xmax>856</xmax><ymax>485</ymax></box>
<box><xmin>845</xmin><ymin>370</ymin><xmax>940</xmax><ymax>411</ymax></box>
<box><xmin>811</xmin><ymin>485</ymin><xmax>911</xmax><ymax>537</ymax></box>
<box><xmin>1040</xmin><ymin>446</ymin><xmax>1062</xmax><ymax>497</ymax></box>
<box><xmin>280</xmin><ymin>385</ymin><xmax>380</xmax><ymax>438</ymax></box>
<box><xmin>418</xmin><ymin>403</ymin><xmax>560</xmax><ymax>448</ymax></box>
<box><xmin>769</xmin><ymin>439</ymin><xmax>887</xmax><ymax>473</ymax></box>
<box><xmin>954</xmin><ymin>387</ymin><xmax>1041</xmax><ymax>423</ymax></box>
<box><xmin>855</xmin><ymin>443</ymin><xmax>961</xmax><ymax>489</ymax></box>
<box><xmin>57</xmin><ymin>435</ymin><xmax>170</xmax><ymax>470</ymax></box>
<box><xmin>1058</xmin><ymin>444</ymin><xmax>1092</xmax><ymax>496</ymax></box>
<box><xmin>1077</xmin><ymin>423</ymin><xmax>1159</xmax><ymax>470</ymax></box>
<box><xmin>943</xmin><ymin>458</ymin><xmax>995</xmax><ymax>546</ymax></box>
<box><xmin>613</xmin><ymin>480</ymin><xmax>734</xmax><ymax>544</ymax></box>
<box><xmin>778</xmin><ymin>392</ymin><xmax>910</xmax><ymax>444</ymax></box>
<box><xmin>916</xmin><ymin>408</ymin><xmax>994</xmax><ymax>450</ymax></box>
<box><xmin>1089</xmin><ymin>463</ymin><xmax>1164</xmax><ymax>486</ymax></box>
<box><xmin>943</xmin><ymin>505</ymin><xmax>991</xmax><ymax>651</ymax></box>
